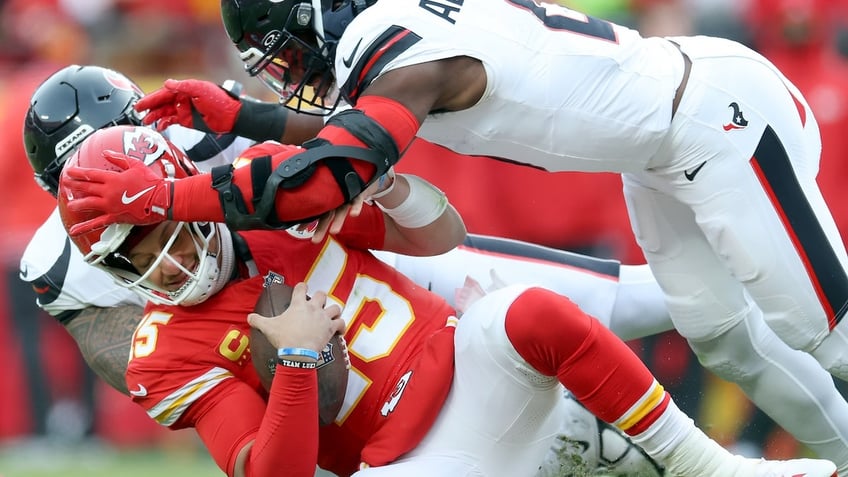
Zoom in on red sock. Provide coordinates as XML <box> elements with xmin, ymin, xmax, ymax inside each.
<box><xmin>504</xmin><ymin>287</ymin><xmax>669</xmax><ymax>433</ymax></box>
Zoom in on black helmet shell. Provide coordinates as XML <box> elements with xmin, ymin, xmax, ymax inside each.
<box><xmin>23</xmin><ymin>65</ymin><xmax>143</xmax><ymax>196</ymax></box>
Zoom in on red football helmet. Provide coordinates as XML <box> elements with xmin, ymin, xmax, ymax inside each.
<box><xmin>57</xmin><ymin>125</ymin><xmax>230</xmax><ymax>306</ymax></box>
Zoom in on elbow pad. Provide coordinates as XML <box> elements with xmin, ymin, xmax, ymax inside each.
<box><xmin>210</xmin><ymin>108</ymin><xmax>403</xmax><ymax>231</ymax></box>
<box><xmin>210</xmin><ymin>142</ymin><xmax>389</xmax><ymax>230</ymax></box>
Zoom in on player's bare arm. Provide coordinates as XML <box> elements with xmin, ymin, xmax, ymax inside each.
<box><xmin>372</xmin><ymin>173</ymin><xmax>467</xmax><ymax>255</ymax></box>
<box><xmin>364</xmin><ymin>57</ymin><xmax>487</xmax><ymax>122</ymax></box>
<box><xmin>280</xmin><ymin>112</ymin><xmax>325</xmax><ymax>144</ymax></box>
<box><xmin>60</xmin><ymin>59</ymin><xmax>486</xmax><ymax>235</ymax></box>
<box><xmin>63</xmin><ymin>304</ymin><xmax>143</xmax><ymax>395</ymax></box>
<box><xmin>305</xmin><ymin>58</ymin><xmax>485</xmax><ymax>234</ymax></box>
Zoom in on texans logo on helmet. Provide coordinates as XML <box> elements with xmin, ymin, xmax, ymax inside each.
<box><xmin>55</xmin><ymin>124</ymin><xmax>95</xmax><ymax>159</ymax></box>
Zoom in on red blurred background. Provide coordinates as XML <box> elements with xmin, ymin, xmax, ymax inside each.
<box><xmin>2</xmin><ymin>0</ymin><xmax>848</xmax><ymax>465</ymax></box>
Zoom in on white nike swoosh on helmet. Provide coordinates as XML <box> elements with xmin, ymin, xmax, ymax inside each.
<box><xmin>121</xmin><ymin>186</ymin><xmax>156</xmax><ymax>204</ymax></box>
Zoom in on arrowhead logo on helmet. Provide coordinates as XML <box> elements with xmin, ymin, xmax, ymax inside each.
<box><xmin>57</xmin><ymin>125</ymin><xmax>227</xmax><ymax>307</ymax></box>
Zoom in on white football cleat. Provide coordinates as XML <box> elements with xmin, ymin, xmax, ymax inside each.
<box><xmin>536</xmin><ymin>390</ymin><xmax>665</xmax><ymax>476</ymax></box>
<box><xmin>728</xmin><ymin>457</ymin><xmax>836</xmax><ymax>477</ymax></box>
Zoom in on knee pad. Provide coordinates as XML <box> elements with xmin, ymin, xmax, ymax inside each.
<box><xmin>687</xmin><ymin>317</ymin><xmax>766</xmax><ymax>384</ymax></box>
<box><xmin>811</xmin><ymin>326</ymin><xmax>848</xmax><ymax>381</ymax></box>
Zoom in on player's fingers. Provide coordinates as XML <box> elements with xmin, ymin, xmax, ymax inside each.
<box><xmin>328</xmin><ymin>205</ymin><xmax>351</xmax><ymax>235</ymax></box>
<box><xmin>158</xmin><ymin>117</ymin><xmax>179</xmax><ymax>131</ymax></box>
<box><xmin>140</xmin><ymin>114</ymin><xmax>159</xmax><ymax>127</ymax></box>
<box><xmin>329</xmin><ymin>315</ymin><xmax>345</xmax><ymax>335</ymax></box>
<box><xmin>291</xmin><ymin>282</ymin><xmax>310</xmax><ymax>302</ymax></box>
<box><xmin>69</xmin><ymin>217</ymin><xmax>107</xmax><ymax>237</ymax></box>
<box><xmin>311</xmin><ymin>290</ymin><xmax>328</xmax><ymax>307</ymax></box>
<box><xmin>325</xmin><ymin>304</ymin><xmax>342</xmax><ymax>319</ymax></box>
<box><xmin>163</xmin><ymin>79</ymin><xmax>200</xmax><ymax>95</ymax></box>
<box><xmin>165</xmin><ymin>78</ymin><xmax>201</xmax><ymax>94</ymax></box>
<box><xmin>134</xmin><ymin>88</ymin><xmax>177</xmax><ymax>112</ymax></box>
<box><xmin>138</xmin><ymin>112</ymin><xmax>161</xmax><ymax>127</ymax></box>
<box><xmin>139</xmin><ymin>106</ymin><xmax>171</xmax><ymax>126</ymax></box>
<box><xmin>65</xmin><ymin>196</ymin><xmax>108</xmax><ymax>214</ymax></box>
<box><xmin>247</xmin><ymin>312</ymin><xmax>268</xmax><ymax>326</ymax></box>
<box><xmin>102</xmin><ymin>150</ymin><xmax>132</xmax><ymax>169</ymax></box>
<box><xmin>69</xmin><ymin>223</ymin><xmax>90</xmax><ymax>237</ymax></box>
<box><xmin>348</xmin><ymin>195</ymin><xmax>366</xmax><ymax>218</ymax></box>
<box><xmin>171</xmin><ymin>79</ymin><xmax>216</xmax><ymax>104</ymax></box>
<box><xmin>311</xmin><ymin>212</ymin><xmax>335</xmax><ymax>243</ymax></box>
<box><xmin>63</xmin><ymin>166</ymin><xmax>106</xmax><ymax>182</ymax></box>
<box><xmin>246</xmin><ymin>314</ymin><xmax>281</xmax><ymax>344</ymax></box>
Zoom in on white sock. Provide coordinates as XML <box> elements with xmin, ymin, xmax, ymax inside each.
<box><xmin>630</xmin><ymin>399</ymin><xmax>728</xmax><ymax>476</ymax></box>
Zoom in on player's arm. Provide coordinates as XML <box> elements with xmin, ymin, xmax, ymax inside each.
<box><xmin>64</xmin><ymin>304</ymin><xmax>143</xmax><ymax>395</ymax></box>
<box><xmin>174</xmin><ymin>97</ymin><xmax>424</xmax><ymax>229</ymax></box>
<box><xmin>133</xmin><ymin>79</ymin><xmax>325</xmax><ymax>144</ymax></box>
<box><xmin>228</xmin><ymin>284</ymin><xmax>342</xmax><ymax>477</ymax></box>
<box><xmin>21</xmin><ymin>236</ymin><xmax>144</xmax><ymax>396</ymax></box>
<box><xmin>187</xmin><ymin>370</ymin><xmax>321</xmax><ymax>477</ymax></box>
<box><xmin>62</xmin><ymin>108</ymin><xmax>419</xmax><ymax>235</ymax></box>
<box><xmin>135</xmin><ymin>286</ymin><xmax>342</xmax><ymax>477</ymax></box>
<box><xmin>368</xmin><ymin>171</ymin><xmax>466</xmax><ymax>256</ymax></box>
<box><xmin>62</xmin><ymin>60</ymin><xmax>475</xmax><ymax>234</ymax></box>
<box><xmin>326</xmin><ymin>169</ymin><xmax>466</xmax><ymax>255</ymax></box>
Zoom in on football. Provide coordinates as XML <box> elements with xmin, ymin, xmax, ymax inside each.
<box><xmin>251</xmin><ymin>272</ymin><xmax>349</xmax><ymax>426</ymax></box>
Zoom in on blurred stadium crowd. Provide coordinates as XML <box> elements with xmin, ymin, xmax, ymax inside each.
<box><xmin>2</xmin><ymin>0</ymin><xmax>848</xmax><ymax>468</ymax></box>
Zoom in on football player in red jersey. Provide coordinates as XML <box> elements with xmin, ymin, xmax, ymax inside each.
<box><xmin>61</xmin><ymin>0</ymin><xmax>848</xmax><ymax>471</ymax></box>
<box><xmin>57</xmin><ymin>125</ymin><xmax>835</xmax><ymax>477</ymax></box>
<box><xmin>22</xmin><ymin>65</ymin><xmax>674</xmax><ymax>476</ymax></box>
<box><xmin>18</xmin><ymin>64</ymin><xmax>322</xmax><ymax>393</ymax></box>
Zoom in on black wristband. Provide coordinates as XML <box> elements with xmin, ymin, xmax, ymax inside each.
<box><xmin>233</xmin><ymin>99</ymin><xmax>289</xmax><ymax>142</ymax></box>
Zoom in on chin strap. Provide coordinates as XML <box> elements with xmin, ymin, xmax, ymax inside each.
<box><xmin>231</xmin><ymin>230</ymin><xmax>259</xmax><ymax>278</ymax></box>
<box><xmin>209</xmin><ymin>225</ymin><xmax>236</xmax><ymax>296</ymax></box>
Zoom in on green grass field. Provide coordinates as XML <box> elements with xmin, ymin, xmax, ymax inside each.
<box><xmin>0</xmin><ymin>440</ymin><xmax>340</xmax><ymax>477</ymax></box>
<box><xmin>0</xmin><ymin>441</ymin><xmax>222</xmax><ymax>477</ymax></box>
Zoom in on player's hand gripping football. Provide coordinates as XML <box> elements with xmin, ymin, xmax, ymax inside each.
<box><xmin>61</xmin><ymin>150</ymin><xmax>172</xmax><ymax>235</ymax></box>
<box><xmin>134</xmin><ymin>79</ymin><xmax>243</xmax><ymax>134</ymax></box>
<box><xmin>248</xmin><ymin>283</ymin><xmax>345</xmax><ymax>353</ymax></box>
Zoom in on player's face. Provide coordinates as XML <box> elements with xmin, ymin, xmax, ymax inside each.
<box><xmin>258</xmin><ymin>37</ymin><xmax>331</xmax><ymax>106</ymax></box>
<box><xmin>127</xmin><ymin>221</ymin><xmax>219</xmax><ymax>292</ymax></box>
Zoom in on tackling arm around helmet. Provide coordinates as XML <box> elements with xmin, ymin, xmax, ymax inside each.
<box><xmin>63</xmin><ymin>97</ymin><xmax>420</xmax><ymax>234</ymax></box>
<box><xmin>174</xmin><ymin>97</ymin><xmax>420</xmax><ymax>230</ymax></box>
<box><xmin>199</xmin><ymin>105</ymin><xmax>400</xmax><ymax>230</ymax></box>
<box><xmin>210</xmin><ymin>140</ymin><xmax>390</xmax><ymax>230</ymax></box>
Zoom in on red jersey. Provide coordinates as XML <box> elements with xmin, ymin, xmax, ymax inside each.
<box><xmin>125</xmin><ymin>205</ymin><xmax>458</xmax><ymax>476</ymax></box>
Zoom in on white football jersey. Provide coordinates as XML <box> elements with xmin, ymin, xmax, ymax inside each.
<box><xmin>335</xmin><ymin>0</ymin><xmax>685</xmax><ymax>172</ymax></box>
<box><xmin>19</xmin><ymin>126</ymin><xmax>255</xmax><ymax>321</ymax></box>
<box><xmin>373</xmin><ymin>234</ymin><xmax>622</xmax><ymax>328</ymax></box>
